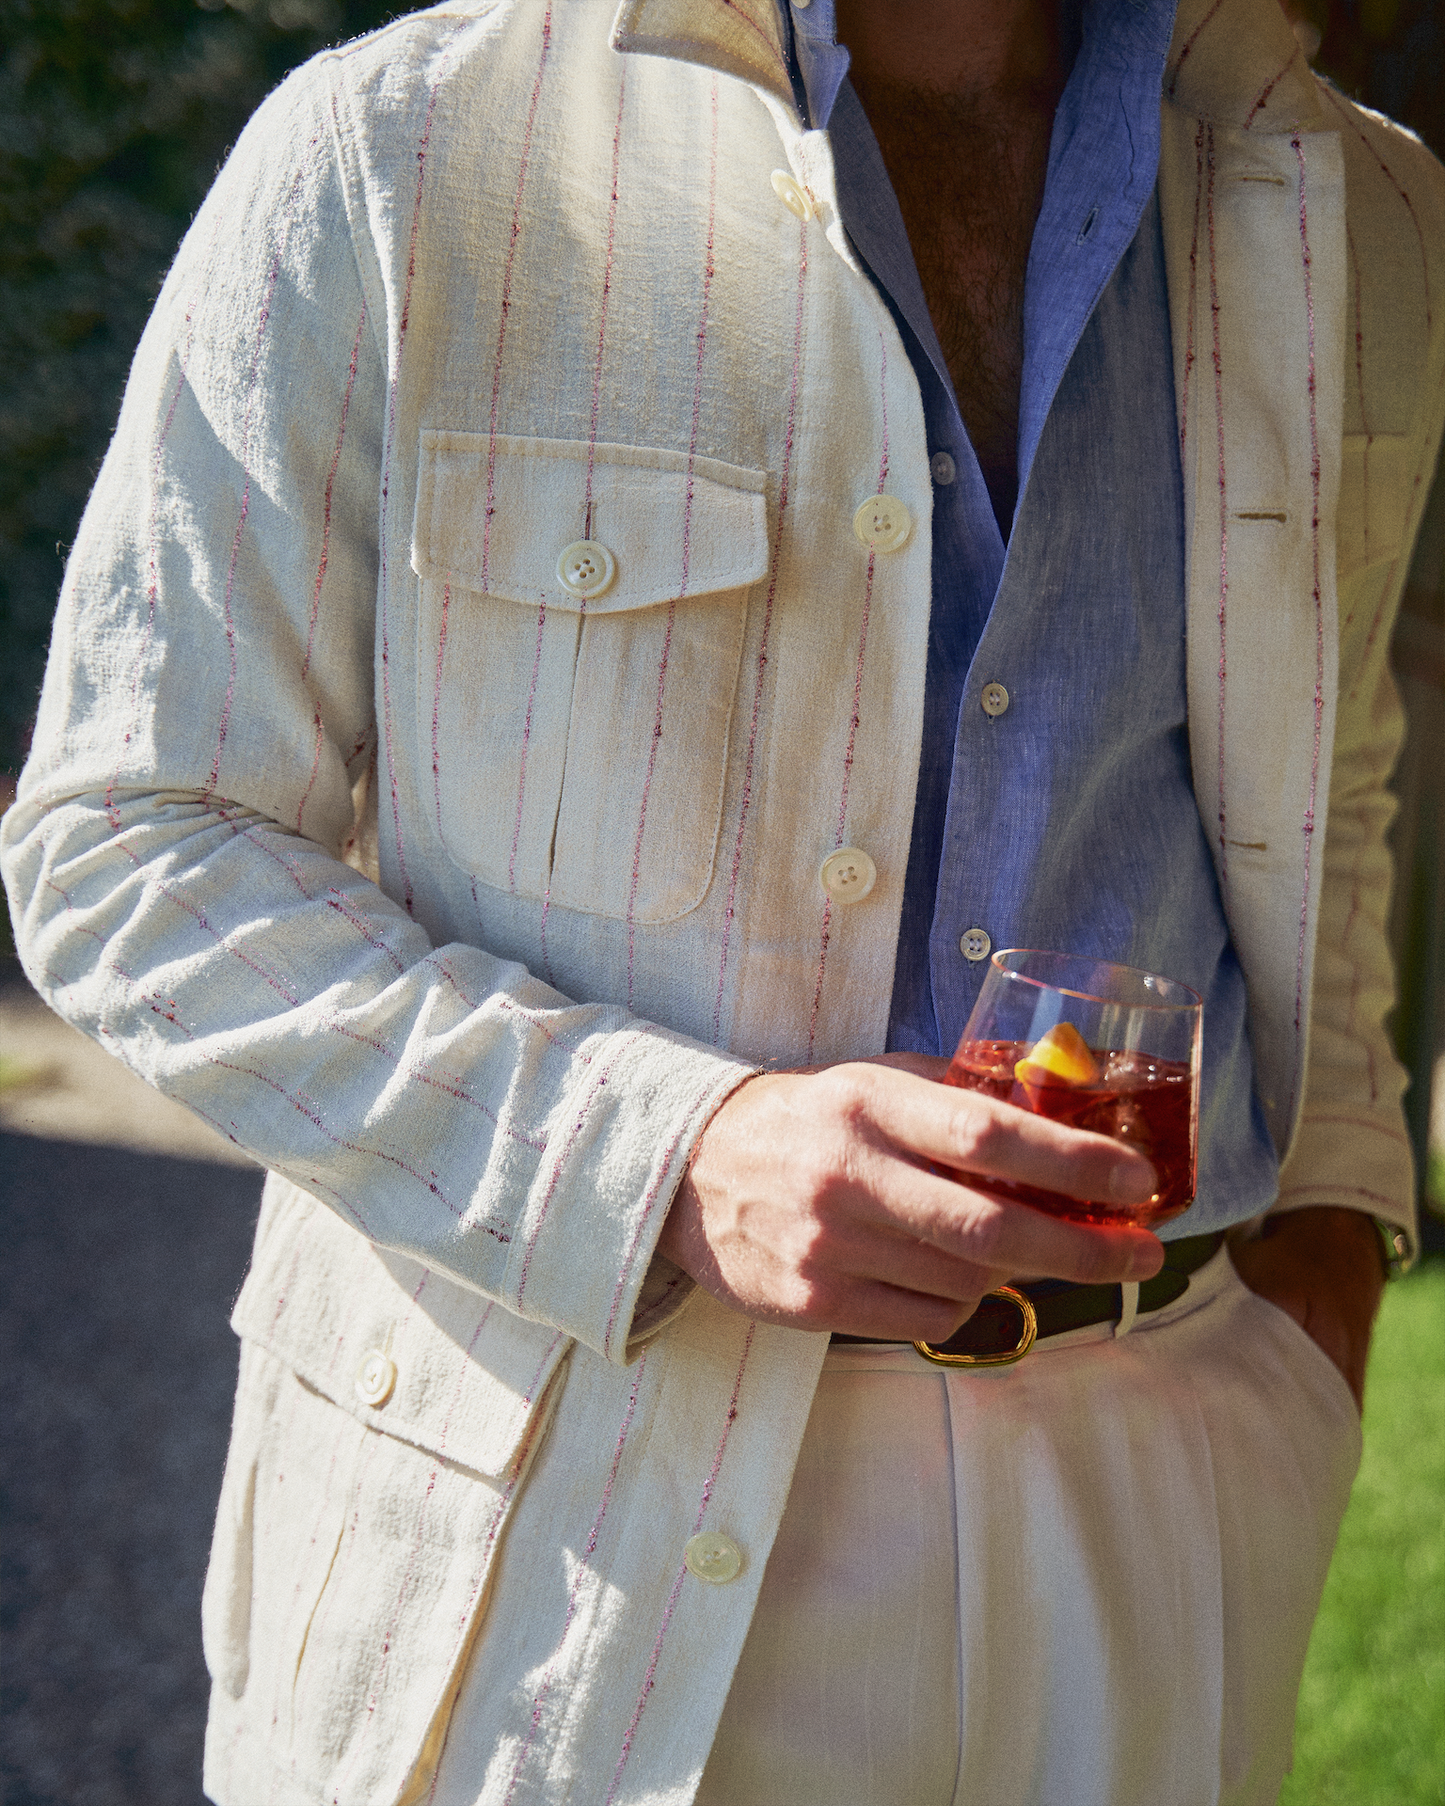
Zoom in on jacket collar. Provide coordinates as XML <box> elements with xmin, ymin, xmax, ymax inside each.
<box><xmin>609</xmin><ymin>0</ymin><xmax>798</xmax><ymax>111</ymax></box>
<box><xmin>613</xmin><ymin>0</ymin><xmax>1323</xmax><ymax>135</ymax></box>
<box><xmin>1164</xmin><ymin>0</ymin><xmax>1321</xmax><ymax>131</ymax></box>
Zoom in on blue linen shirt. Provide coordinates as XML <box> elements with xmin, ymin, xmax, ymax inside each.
<box><xmin>784</xmin><ymin>0</ymin><xmax>1280</xmax><ymax>1234</ymax></box>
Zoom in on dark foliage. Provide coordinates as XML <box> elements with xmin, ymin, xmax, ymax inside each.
<box><xmin>0</xmin><ymin>0</ymin><xmax>404</xmax><ymax>774</ymax></box>
<box><xmin>0</xmin><ymin>0</ymin><xmax>1441</xmax><ymax>775</ymax></box>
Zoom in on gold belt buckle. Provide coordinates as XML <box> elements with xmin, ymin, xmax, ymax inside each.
<box><xmin>913</xmin><ymin>1285</ymin><xmax>1039</xmax><ymax>1368</ymax></box>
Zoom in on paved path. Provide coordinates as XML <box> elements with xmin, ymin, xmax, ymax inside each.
<box><xmin>2</xmin><ymin>973</ymin><xmax>265</xmax><ymax>1805</ymax></box>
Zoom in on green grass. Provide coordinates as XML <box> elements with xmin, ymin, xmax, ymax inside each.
<box><xmin>1281</xmin><ymin>1261</ymin><xmax>1445</xmax><ymax>1805</ymax></box>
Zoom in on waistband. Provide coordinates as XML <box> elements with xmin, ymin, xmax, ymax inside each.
<box><xmin>830</xmin><ymin>1229</ymin><xmax>1226</xmax><ymax>1361</ymax></box>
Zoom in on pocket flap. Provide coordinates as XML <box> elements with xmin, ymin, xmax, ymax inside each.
<box><xmin>412</xmin><ymin>431</ymin><xmax>771</xmax><ymax>612</ymax></box>
<box><xmin>231</xmin><ymin>1177</ymin><xmax>571</xmax><ymax>1479</ymax></box>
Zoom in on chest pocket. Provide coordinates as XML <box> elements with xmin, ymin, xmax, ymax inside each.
<box><xmin>412</xmin><ymin>432</ymin><xmax>770</xmax><ymax>923</ymax></box>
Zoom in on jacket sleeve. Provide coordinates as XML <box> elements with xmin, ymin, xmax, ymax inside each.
<box><xmin>1273</xmin><ymin>96</ymin><xmax>1445</xmax><ymax>1253</ymax></box>
<box><xmin>0</xmin><ymin>52</ymin><xmax>752</xmax><ymax>1364</ymax></box>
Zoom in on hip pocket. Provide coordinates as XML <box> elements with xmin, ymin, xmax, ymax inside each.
<box><xmin>412</xmin><ymin>432</ymin><xmax>769</xmax><ymax>923</ymax></box>
<box><xmin>211</xmin><ymin>1193</ymin><xmax>574</xmax><ymax>1806</ymax></box>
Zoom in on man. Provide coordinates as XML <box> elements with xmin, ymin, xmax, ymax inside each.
<box><xmin>3</xmin><ymin>0</ymin><xmax>1441</xmax><ymax>1798</ymax></box>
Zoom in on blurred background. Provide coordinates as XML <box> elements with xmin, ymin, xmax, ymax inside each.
<box><xmin>1</xmin><ymin>0</ymin><xmax>1442</xmax><ymax>1802</ymax></box>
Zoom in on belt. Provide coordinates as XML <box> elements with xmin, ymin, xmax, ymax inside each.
<box><xmin>830</xmin><ymin>1229</ymin><xmax>1226</xmax><ymax>1368</ymax></box>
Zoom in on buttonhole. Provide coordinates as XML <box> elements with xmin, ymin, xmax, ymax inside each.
<box><xmin>1076</xmin><ymin>207</ymin><xmax>1099</xmax><ymax>244</ymax></box>
<box><xmin>1235</xmin><ymin>510</ymin><xmax>1287</xmax><ymax>522</ymax></box>
<box><xmin>1236</xmin><ymin>174</ymin><xmax>1288</xmax><ymax>185</ymax></box>
<box><xmin>1225</xmin><ymin>838</ymin><xmax>1268</xmax><ymax>850</ymax></box>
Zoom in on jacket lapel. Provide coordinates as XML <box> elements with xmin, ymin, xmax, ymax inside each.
<box><xmin>610</xmin><ymin>0</ymin><xmax>797</xmax><ymax>111</ymax></box>
<box><xmin>1158</xmin><ymin>0</ymin><xmax>1346</xmax><ymax>1156</ymax></box>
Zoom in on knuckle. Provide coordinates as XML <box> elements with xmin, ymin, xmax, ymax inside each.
<box><xmin>945</xmin><ymin>1098</ymin><xmax>1007</xmax><ymax>1171</ymax></box>
<box><xmin>915</xmin><ymin>1296</ymin><xmax>974</xmax><ymax>1343</ymax></box>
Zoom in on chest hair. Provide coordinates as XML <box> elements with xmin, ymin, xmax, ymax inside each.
<box><xmin>851</xmin><ymin>74</ymin><xmax>1056</xmax><ymax>527</ymax></box>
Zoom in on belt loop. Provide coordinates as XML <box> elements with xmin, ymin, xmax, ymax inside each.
<box><xmin>1113</xmin><ymin>1281</ymin><xmax>1140</xmax><ymax>1338</ymax></box>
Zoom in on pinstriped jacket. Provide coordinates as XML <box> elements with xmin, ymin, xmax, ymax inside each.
<box><xmin>3</xmin><ymin>0</ymin><xmax>1443</xmax><ymax>1798</ymax></box>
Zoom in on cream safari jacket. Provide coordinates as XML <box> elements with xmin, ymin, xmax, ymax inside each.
<box><xmin>3</xmin><ymin>0</ymin><xmax>1443</xmax><ymax>1799</ymax></box>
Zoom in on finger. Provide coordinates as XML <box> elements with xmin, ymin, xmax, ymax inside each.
<box><xmin>861</xmin><ymin>1150</ymin><xmax>1165</xmax><ymax>1285</ymax></box>
<box><xmin>818</xmin><ymin>1278</ymin><xmax>989</xmax><ymax>1344</ymax></box>
<box><xmin>844</xmin><ymin>1063</ymin><xmax>1158</xmax><ymax>1206</ymax></box>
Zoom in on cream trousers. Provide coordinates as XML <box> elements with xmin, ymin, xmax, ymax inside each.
<box><xmin>692</xmin><ymin>1248</ymin><xmax>1361</xmax><ymax>1806</ymax></box>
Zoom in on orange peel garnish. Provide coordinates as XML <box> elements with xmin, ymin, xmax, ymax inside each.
<box><xmin>1014</xmin><ymin>1022</ymin><xmax>1100</xmax><ymax>1089</ymax></box>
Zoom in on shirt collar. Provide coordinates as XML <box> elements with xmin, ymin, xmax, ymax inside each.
<box><xmin>610</xmin><ymin>0</ymin><xmax>1320</xmax><ymax>134</ymax></box>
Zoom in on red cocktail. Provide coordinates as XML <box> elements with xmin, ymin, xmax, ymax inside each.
<box><xmin>944</xmin><ymin>952</ymin><xmax>1202</xmax><ymax>1229</ymax></box>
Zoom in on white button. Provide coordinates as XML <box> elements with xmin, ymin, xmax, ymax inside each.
<box><xmin>852</xmin><ymin>494</ymin><xmax>912</xmax><ymax>552</ymax></box>
<box><xmin>557</xmin><ymin>539</ymin><xmax>616</xmax><ymax>599</ymax></box>
<box><xmin>355</xmin><ymin>1350</ymin><xmax>397</xmax><ymax>1407</ymax></box>
<box><xmin>980</xmin><ymin>681</ymin><xmax>1010</xmax><ymax>718</ymax></box>
<box><xmin>684</xmin><ymin>1531</ymin><xmax>743</xmax><ymax>1584</ymax></box>
<box><xmin>794</xmin><ymin>0</ymin><xmax>812</xmax><ymax>9</ymax></box>
<box><xmin>959</xmin><ymin>927</ymin><xmax>992</xmax><ymax>962</ymax></box>
<box><xmin>819</xmin><ymin>846</ymin><xmax>877</xmax><ymax>904</ymax></box>
<box><xmin>930</xmin><ymin>451</ymin><xmax>957</xmax><ymax>486</ymax></box>
<box><xmin>770</xmin><ymin>170</ymin><xmax>813</xmax><ymax>221</ymax></box>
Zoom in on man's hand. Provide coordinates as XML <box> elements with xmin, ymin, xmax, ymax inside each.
<box><xmin>658</xmin><ymin>1055</ymin><xmax>1165</xmax><ymax>1343</ymax></box>
<box><xmin>1229</xmin><ymin>1206</ymin><xmax>1385</xmax><ymax>1412</ymax></box>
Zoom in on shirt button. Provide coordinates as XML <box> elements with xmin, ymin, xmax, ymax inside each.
<box><xmin>819</xmin><ymin>846</ymin><xmax>877</xmax><ymax>903</ymax></box>
<box><xmin>770</xmin><ymin>169</ymin><xmax>813</xmax><ymax>221</ymax></box>
<box><xmin>930</xmin><ymin>451</ymin><xmax>957</xmax><ymax>486</ymax></box>
<box><xmin>684</xmin><ymin>1531</ymin><xmax>743</xmax><ymax>1584</ymax></box>
<box><xmin>355</xmin><ymin>1350</ymin><xmax>397</xmax><ymax>1407</ymax></box>
<box><xmin>557</xmin><ymin>539</ymin><xmax>617</xmax><ymax>599</ymax></box>
<box><xmin>980</xmin><ymin>681</ymin><xmax>1010</xmax><ymax>717</ymax></box>
<box><xmin>959</xmin><ymin>927</ymin><xmax>992</xmax><ymax>962</ymax></box>
<box><xmin>852</xmin><ymin>494</ymin><xmax>912</xmax><ymax>552</ymax></box>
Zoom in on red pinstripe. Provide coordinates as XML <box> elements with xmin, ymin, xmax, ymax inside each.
<box><xmin>718</xmin><ymin>0</ymin><xmax>788</xmax><ymax>72</ymax></box>
<box><xmin>1286</xmin><ymin>135</ymin><xmax>1325</xmax><ymax>1126</ymax></box>
<box><xmin>712</xmin><ymin>218</ymin><xmax>809</xmax><ymax>1043</ymax></box>
<box><xmin>513</xmin><ymin>1027</ymin><xmax>659</xmax><ymax>1310</ymax></box>
<box><xmin>604</xmin><ymin>1323</ymin><xmax>757</xmax><ymax>1806</ymax></box>
<box><xmin>507</xmin><ymin>595</ymin><xmax>548</xmax><ymax>892</ymax></box>
<box><xmin>430</xmin><ymin>956</ymin><xmax>596</xmax><ymax>1062</ymax></box>
<box><xmin>206</xmin><ymin>164</ymin><xmax>308</xmax><ymax>807</ymax></box>
<box><xmin>107</xmin><ymin>336</ymin><xmax>191</xmax><ymax>829</ymax></box>
<box><xmin>1178</xmin><ymin>122</ymin><xmax>1206</xmax><ymax>465</ymax></box>
<box><xmin>304</xmin><ymin>305</ymin><xmax>366</xmax><ymax>689</ymax></box>
<box><xmin>464</xmin><ymin>7</ymin><xmax>553</xmax><ymax>910</ymax></box>
<box><xmin>1243</xmin><ymin>53</ymin><xmax>1297</xmax><ymax>131</ymax></box>
<box><xmin>1165</xmin><ymin>0</ymin><xmax>1226</xmax><ymax>101</ymax></box>
<box><xmin>203</xmin><ymin>1051</ymin><xmax>463</xmax><ymax>1225</ymax></box>
<box><xmin>378</xmin><ymin>41</ymin><xmax>461</xmax><ymax>916</ymax></box>
<box><xmin>311</xmin><ymin>1010</ymin><xmax>545</xmax><ymax>1161</ymax></box>
<box><xmin>431</xmin><ymin>581</ymin><xmax>453</xmax><ymax>834</ymax></box>
<box><xmin>419</xmin><ymin>1400</ymin><xmax>559</xmax><ymax>1804</ymax></box>
<box><xmin>1322</xmin><ymin>86</ymin><xmax>1432</xmax><ymax>330</ymax></box>
<box><xmin>625</xmin><ymin>77</ymin><xmax>720</xmax><ymax>1009</ymax></box>
<box><xmin>326</xmin><ymin>1321</ymin><xmax>558</xmax><ymax>1806</ymax></box>
<box><xmin>1347</xmin><ymin>427</ymin><xmax>1441</xmax><ymax>698</ymax></box>
<box><xmin>124</xmin><ymin>844</ymin><xmax>301</xmax><ymax>1005</ymax></box>
<box><xmin>282</xmin><ymin>1272</ymin><xmax>435</xmax><ymax>1802</ymax></box>
<box><xmin>480</xmin><ymin>6</ymin><xmax>554</xmax><ymax>595</ymax></box>
<box><xmin>233</xmin><ymin>820</ymin><xmax>414</xmax><ymax>983</ymax></box>
<box><xmin>298</xmin><ymin>303</ymin><xmax>368</xmax><ymax>832</ymax></box>
<box><xmin>584</xmin><ymin>66</ymin><xmax>629</xmax><ymax>537</ymax></box>
<box><xmin>807</xmin><ymin>336</ymin><xmax>890</xmax><ymax>1063</ymax></box>
<box><xmin>533</xmin><ymin>69</ymin><xmax>628</xmax><ymax>953</ymax></box>
<box><xmin>263</xmin><ymin>1242</ymin><xmax>422</xmax><ymax>1777</ymax></box>
<box><xmin>1346</xmin><ymin>226</ymin><xmax>1372</xmax><ymax>564</ymax></box>
<box><xmin>1205</xmin><ymin>126</ymin><xmax>1231</xmax><ymax>888</ymax></box>
<box><xmin>502</xmin><ymin>1351</ymin><xmax>651</xmax><ymax>1804</ymax></box>
<box><xmin>602</xmin><ymin>1078</ymin><xmax>724</xmax><ymax>1359</ymax></box>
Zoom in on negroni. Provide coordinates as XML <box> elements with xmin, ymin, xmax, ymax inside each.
<box><xmin>943</xmin><ymin>1034</ymin><xmax>1196</xmax><ymax>1227</ymax></box>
